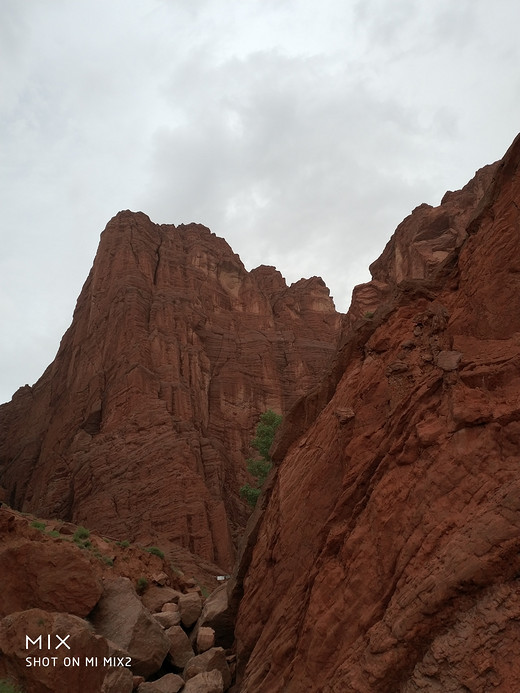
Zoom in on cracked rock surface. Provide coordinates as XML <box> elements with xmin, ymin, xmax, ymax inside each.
<box><xmin>234</xmin><ymin>134</ymin><xmax>520</xmax><ymax>692</ymax></box>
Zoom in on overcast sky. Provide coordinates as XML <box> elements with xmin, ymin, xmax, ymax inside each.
<box><xmin>1</xmin><ymin>0</ymin><xmax>519</xmax><ymax>404</ymax></box>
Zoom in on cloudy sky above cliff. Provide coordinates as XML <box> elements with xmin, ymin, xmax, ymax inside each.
<box><xmin>1</xmin><ymin>0</ymin><xmax>519</xmax><ymax>403</ymax></box>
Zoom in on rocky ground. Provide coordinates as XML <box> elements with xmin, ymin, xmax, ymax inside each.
<box><xmin>0</xmin><ymin>505</ymin><xmax>235</xmax><ymax>693</ymax></box>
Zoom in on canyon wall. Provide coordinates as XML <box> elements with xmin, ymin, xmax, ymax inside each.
<box><xmin>233</xmin><ymin>135</ymin><xmax>520</xmax><ymax>691</ymax></box>
<box><xmin>0</xmin><ymin>213</ymin><xmax>340</xmax><ymax>570</ymax></box>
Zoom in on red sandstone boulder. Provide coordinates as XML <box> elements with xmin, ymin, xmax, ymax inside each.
<box><xmin>166</xmin><ymin>625</ymin><xmax>194</xmax><ymax>668</ymax></box>
<box><xmin>141</xmin><ymin>586</ymin><xmax>182</xmax><ymax>613</ymax></box>
<box><xmin>435</xmin><ymin>349</ymin><xmax>463</xmax><ymax>371</ymax></box>
<box><xmin>90</xmin><ymin>577</ymin><xmax>169</xmax><ymax>677</ymax></box>
<box><xmin>178</xmin><ymin>592</ymin><xmax>203</xmax><ymax>628</ymax></box>
<box><xmin>137</xmin><ymin>673</ymin><xmax>184</xmax><ymax>692</ymax></box>
<box><xmin>196</xmin><ymin>626</ymin><xmax>215</xmax><ymax>653</ymax></box>
<box><xmin>183</xmin><ymin>670</ymin><xmax>224</xmax><ymax>693</ymax></box>
<box><xmin>184</xmin><ymin>647</ymin><xmax>231</xmax><ymax>689</ymax></box>
<box><xmin>0</xmin><ymin>608</ymin><xmax>133</xmax><ymax>693</ymax></box>
<box><xmin>151</xmin><ymin>572</ymin><xmax>169</xmax><ymax>586</ymax></box>
<box><xmin>194</xmin><ymin>584</ymin><xmax>234</xmax><ymax>649</ymax></box>
<box><xmin>152</xmin><ymin>611</ymin><xmax>181</xmax><ymax>628</ymax></box>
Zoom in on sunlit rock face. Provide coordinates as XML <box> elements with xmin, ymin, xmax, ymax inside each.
<box><xmin>0</xmin><ymin>212</ymin><xmax>340</xmax><ymax>571</ymax></box>
<box><xmin>233</xmin><ymin>134</ymin><xmax>520</xmax><ymax>691</ymax></box>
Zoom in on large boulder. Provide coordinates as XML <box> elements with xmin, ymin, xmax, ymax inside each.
<box><xmin>137</xmin><ymin>673</ymin><xmax>184</xmax><ymax>692</ymax></box>
<box><xmin>166</xmin><ymin>625</ymin><xmax>194</xmax><ymax>668</ymax></box>
<box><xmin>194</xmin><ymin>585</ymin><xmax>234</xmax><ymax>648</ymax></box>
<box><xmin>178</xmin><ymin>592</ymin><xmax>202</xmax><ymax>628</ymax></box>
<box><xmin>141</xmin><ymin>586</ymin><xmax>182</xmax><ymax>613</ymax></box>
<box><xmin>0</xmin><ymin>509</ymin><xmax>103</xmax><ymax>618</ymax></box>
<box><xmin>152</xmin><ymin>611</ymin><xmax>181</xmax><ymax>629</ymax></box>
<box><xmin>0</xmin><ymin>608</ymin><xmax>133</xmax><ymax>693</ymax></box>
<box><xmin>184</xmin><ymin>647</ymin><xmax>231</xmax><ymax>690</ymax></box>
<box><xmin>183</xmin><ymin>670</ymin><xmax>224</xmax><ymax>693</ymax></box>
<box><xmin>90</xmin><ymin>577</ymin><xmax>169</xmax><ymax>677</ymax></box>
<box><xmin>196</xmin><ymin>626</ymin><xmax>215</xmax><ymax>653</ymax></box>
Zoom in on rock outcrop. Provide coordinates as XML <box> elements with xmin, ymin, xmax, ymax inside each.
<box><xmin>0</xmin><ymin>213</ymin><xmax>340</xmax><ymax>570</ymax></box>
<box><xmin>0</xmin><ymin>507</ymin><xmax>235</xmax><ymax>693</ymax></box>
<box><xmin>0</xmin><ymin>609</ymin><xmax>134</xmax><ymax>693</ymax></box>
<box><xmin>0</xmin><ymin>510</ymin><xmax>103</xmax><ymax>619</ymax></box>
<box><xmin>232</xmin><ymin>134</ymin><xmax>520</xmax><ymax>691</ymax></box>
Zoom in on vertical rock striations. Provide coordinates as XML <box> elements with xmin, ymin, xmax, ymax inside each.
<box><xmin>233</xmin><ymin>134</ymin><xmax>520</xmax><ymax>691</ymax></box>
<box><xmin>0</xmin><ymin>213</ymin><xmax>340</xmax><ymax>570</ymax></box>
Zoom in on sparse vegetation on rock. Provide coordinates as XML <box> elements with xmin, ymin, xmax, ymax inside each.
<box><xmin>137</xmin><ymin>576</ymin><xmax>148</xmax><ymax>594</ymax></box>
<box><xmin>72</xmin><ymin>525</ymin><xmax>91</xmax><ymax>549</ymax></box>
<box><xmin>0</xmin><ymin>679</ymin><xmax>23</xmax><ymax>693</ymax></box>
<box><xmin>240</xmin><ymin>409</ymin><xmax>282</xmax><ymax>508</ymax></box>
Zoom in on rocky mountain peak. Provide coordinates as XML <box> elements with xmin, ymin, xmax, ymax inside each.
<box><xmin>0</xmin><ymin>211</ymin><xmax>340</xmax><ymax>573</ymax></box>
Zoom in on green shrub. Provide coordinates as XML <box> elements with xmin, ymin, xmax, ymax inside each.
<box><xmin>72</xmin><ymin>526</ymin><xmax>91</xmax><ymax>549</ymax></box>
<box><xmin>116</xmin><ymin>540</ymin><xmax>130</xmax><ymax>548</ymax></box>
<box><xmin>73</xmin><ymin>526</ymin><xmax>90</xmax><ymax>541</ymax></box>
<box><xmin>90</xmin><ymin>548</ymin><xmax>112</xmax><ymax>566</ymax></box>
<box><xmin>364</xmin><ymin>311</ymin><xmax>374</xmax><ymax>319</ymax></box>
<box><xmin>30</xmin><ymin>520</ymin><xmax>46</xmax><ymax>531</ymax></box>
<box><xmin>240</xmin><ymin>410</ymin><xmax>282</xmax><ymax>508</ymax></box>
<box><xmin>239</xmin><ymin>484</ymin><xmax>261</xmax><ymax>507</ymax></box>
<box><xmin>46</xmin><ymin>530</ymin><xmax>61</xmax><ymax>538</ymax></box>
<box><xmin>246</xmin><ymin>457</ymin><xmax>272</xmax><ymax>485</ymax></box>
<box><xmin>250</xmin><ymin>409</ymin><xmax>282</xmax><ymax>460</ymax></box>
<box><xmin>145</xmin><ymin>546</ymin><xmax>164</xmax><ymax>559</ymax></box>
<box><xmin>73</xmin><ymin>539</ymin><xmax>91</xmax><ymax>550</ymax></box>
<box><xmin>0</xmin><ymin>679</ymin><xmax>24</xmax><ymax>693</ymax></box>
<box><xmin>136</xmin><ymin>577</ymin><xmax>148</xmax><ymax>594</ymax></box>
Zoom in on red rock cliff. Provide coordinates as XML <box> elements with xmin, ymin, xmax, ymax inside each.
<box><xmin>233</xmin><ymin>134</ymin><xmax>520</xmax><ymax>691</ymax></box>
<box><xmin>0</xmin><ymin>213</ymin><xmax>340</xmax><ymax>571</ymax></box>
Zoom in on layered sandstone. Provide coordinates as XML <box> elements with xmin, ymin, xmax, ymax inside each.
<box><xmin>233</xmin><ymin>134</ymin><xmax>520</xmax><ymax>691</ymax></box>
<box><xmin>0</xmin><ymin>215</ymin><xmax>339</xmax><ymax>570</ymax></box>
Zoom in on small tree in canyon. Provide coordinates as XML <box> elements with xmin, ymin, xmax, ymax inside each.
<box><xmin>240</xmin><ymin>409</ymin><xmax>282</xmax><ymax>508</ymax></box>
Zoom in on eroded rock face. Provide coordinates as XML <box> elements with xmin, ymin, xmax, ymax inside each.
<box><xmin>233</xmin><ymin>134</ymin><xmax>520</xmax><ymax>691</ymax></box>
<box><xmin>0</xmin><ymin>215</ymin><xmax>340</xmax><ymax>570</ymax></box>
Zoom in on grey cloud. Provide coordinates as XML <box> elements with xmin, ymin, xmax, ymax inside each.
<box><xmin>1</xmin><ymin>0</ymin><xmax>520</xmax><ymax>403</ymax></box>
<box><xmin>142</xmin><ymin>50</ymin><xmax>440</xmax><ymax>305</ymax></box>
